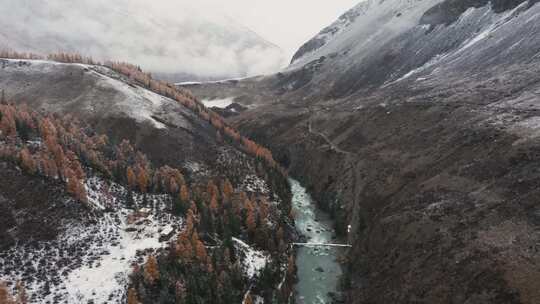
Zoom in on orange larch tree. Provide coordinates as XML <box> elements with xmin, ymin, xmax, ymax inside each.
<box><xmin>15</xmin><ymin>281</ymin><xmax>28</xmax><ymax>304</ymax></box>
<box><xmin>244</xmin><ymin>293</ymin><xmax>254</xmax><ymax>304</ymax></box>
<box><xmin>209</xmin><ymin>194</ymin><xmax>219</xmax><ymax>214</ymax></box>
<box><xmin>192</xmin><ymin>233</ymin><xmax>207</xmax><ymax>263</ymax></box>
<box><xmin>221</xmin><ymin>179</ymin><xmax>234</xmax><ymax>202</ymax></box>
<box><xmin>20</xmin><ymin>148</ymin><xmax>36</xmax><ymax>174</ymax></box>
<box><xmin>136</xmin><ymin>165</ymin><xmax>149</xmax><ymax>193</ymax></box>
<box><xmin>246</xmin><ymin>208</ymin><xmax>257</xmax><ymax>236</ymax></box>
<box><xmin>127</xmin><ymin>167</ymin><xmax>136</xmax><ymax>190</ymax></box>
<box><xmin>179</xmin><ymin>185</ymin><xmax>190</xmax><ymax>203</ymax></box>
<box><xmin>144</xmin><ymin>255</ymin><xmax>160</xmax><ymax>285</ymax></box>
<box><xmin>0</xmin><ymin>105</ymin><xmax>17</xmax><ymax>138</ymax></box>
<box><xmin>127</xmin><ymin>288</ymin><xmax>139</xmax><ymax>304</ymax></box>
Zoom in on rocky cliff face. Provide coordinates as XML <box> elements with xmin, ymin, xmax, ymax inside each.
<box><xmin>184</xmin><ymin>0</ymin><xmax>540</xmax><ymax>302</ymax></box>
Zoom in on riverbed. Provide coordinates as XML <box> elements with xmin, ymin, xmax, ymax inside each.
<box><xmin>290</xmin><ymin>178</ymin><xmax>345</xmax><ymax>304</ymax></box>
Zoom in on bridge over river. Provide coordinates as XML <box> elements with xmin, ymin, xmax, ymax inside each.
<box><xmin>292</xmin><ymin>242</ymin><xmax>352</xmax><ymax>248</ymax></box>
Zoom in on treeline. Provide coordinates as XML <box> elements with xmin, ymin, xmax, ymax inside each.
<box><xmin>0</xmin><ymin>50</ymin><xmax>285</xmax><ymax>173</ymax></box>
<box><xmin>47</xmin><ymin>52</ymin><xmax>97</xmax><ymax>65</ymax></box>
<box><xmin>0</xmin><ymin>50</ymin><xmax>94</xmax><ymax>65</ymax></box>
<box><xmin>0</xmin><ymin>50</ymin><xmax>43</xmax><ymax>60</ymax></box>
<box><xmin>0</xmin><ymin>102</ymin><xmax>189</xmax><ymax>203</ymax></box>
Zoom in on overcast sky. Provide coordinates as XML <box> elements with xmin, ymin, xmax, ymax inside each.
<box><xmin>177</xmin><ymin>0</ymin><xmax>362</xmax><ymax>60</ymax></box>
<box><xmin>1</xmin><ymin>0</ymin><xmax>362</xmax><ymax>79</ymax></box>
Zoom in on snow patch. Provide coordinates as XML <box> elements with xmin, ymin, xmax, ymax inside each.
<box><xmin>233</xmin><ymin>238</ymin><xmax>268</xmax><ymax>279</ymax></box>
<box><xmin>96</xmin><ymin>75</ymin><xmax>168</xmax><ymax>129</ymax></box>
<box><xmin>175</xmin><ymin>76</ymin><xmax>252</xmax><ymax>86</ymax></box>
<box><xmin>201</xmin><ymin>97</ymin><xmax>235</xmax><ymax>109</ymax></box>
<box><xmin>241</xmin><ymin>174</ymin><xmax>270</xmax><ymax>194</ymax></box>
<box><xmin>0</xmin><ymin>176</ymin><xmax>182</xmax><ymax>304</ymax></box>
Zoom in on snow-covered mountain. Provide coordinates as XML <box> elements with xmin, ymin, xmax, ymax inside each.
<box><xmin>290</xmin><ymin>0</ymin><xmax>373</xmax><ymax>64</ymax></box>
<box><xmin>286</xmin><ymin>0</ymin><xmax>540</xmax><ymax>98</ymax></box>
<box><xmin>0</xmin><ymin>0</ymin><xmax>285</xmax><ymax>82</ymax></box>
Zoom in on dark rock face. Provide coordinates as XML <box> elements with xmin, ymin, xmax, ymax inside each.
<box><xmin>291</xmin><ymin>38</ymin><xmax>328</xmax><ymax>65</ymax></box>
<box><xmin>187</xmin><ymin>0</ymin><xmax>540</xmax><ymax>303</ymax></box>
<box><xmin>290</xmin><ymin>2</ymin><xmax>367</xmax><ymax>64</ymax></box>
<box><xmin>420</xmin><ymin>0</ymin><xmax>528</xmax><ymax>26</ymax></box>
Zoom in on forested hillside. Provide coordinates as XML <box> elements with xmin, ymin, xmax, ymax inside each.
<box><xmin>0</xmin><ymin>52</ymin><xmax>294</xmax><ymax>303</ymax></box>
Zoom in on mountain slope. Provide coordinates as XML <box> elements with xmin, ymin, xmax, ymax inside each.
<box><xmin>284</xmin><ymin>0</ymin><xmax>540</xmax><ymax>100</ymax></box>
<box><xmin>0</xmin><ymin>0</ymin><xmax>285</xmax><ymax>81</ymax></box>
<box><xmin>0</xmin><ymin>57</ymin><xmax>294</xmax><ymax>303</ymax></box>
<box><xmin>183</xmin><ymin>1</ymin><xmax>540</xmax><ymax>303</ymax></box>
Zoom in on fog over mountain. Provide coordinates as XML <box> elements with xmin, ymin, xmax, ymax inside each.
<box><xmin>0</xmin><ymin>0</ymin><xmax>286</xmax><ymax>81</ymax></box>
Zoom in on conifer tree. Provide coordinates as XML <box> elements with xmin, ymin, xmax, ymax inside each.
<box><xmin>20</xmin><ymin>148</ymin><xmax>36</xmax><ymax>174</ymax></box>
<box><xmin>144</xmin><ymin>255</ymin><xmax>160</xmax><ymax>285</ymax></box>
<box><xmin>127</xmin><ymin>167</ymin><xmax>136</xmax><ymax>190</ymax></box>
<box><xmin>0</xmin><ymin>106</ymin><xmax>16</xmax><ymax>138</ymax></box>
<box><xmin>0</xmin><ymin>281</ymin><xmax>15</xmax><ymax>304</ymax></box>
<box><xmin>179</xmin><ymin>185</ymin><xmax>190</xmax><ymax>203</ymax></box>
<box><xmin>246</xmin><ymin>209</ymin><xmax>257</xmax><ymax>236</ymax></box>
<box><xmin>176</xmin><ymin>232</ymin><xmax>194</xmax><ymax>262</ymax></box>
<box><xmin>259</xmin><ymin>198</ymin><xmax>270</xmax><ymax>220</ymax></box>
<box><xmin>244</xmin><ymin>293</ymin><xmax>254</xmax><ymax>304</ymax></box>
<box><xmin>209</xmin><ymin>194</ymin><xmax>219</xmax><ymax>214</ymax></box>
<box><xmin>175</xmin><ymin>280</ymin><xmax>186</xmax><ymax>303</ymax></box>
<box><xmin>0</xmin><ymin>90</ymin><xmax>5</xmax><ymax>105</ymax></box>
<box><xmin>193</xmin><ymin>236</ymin><xmax>207</xmax><ymax>263</ymax></box>
<box><xmin>136</xmin><ymin>166</ymin><xmax>149</xmax><ymax>193</ymax></box>
<box><xmin>127</xmin><ymin>288</ymin><xmax>140</xmax><ymax>304</ymax></box>
<box><xmin>221</xmin><ymin>179</ymin><xmax>234</xmax><ymax>202</ymax></box>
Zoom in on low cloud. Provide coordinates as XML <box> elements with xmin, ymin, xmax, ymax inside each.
<box><xmin>0</xmin><ymin>0</ymin><xmax>286</xmax><ymax>80</ymax></box>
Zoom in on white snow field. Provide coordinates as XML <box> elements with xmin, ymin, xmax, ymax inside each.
<box><xmin>0</xmin><ymin>177</ymin><xmax>182</xmax><ymax>304</ymax></box>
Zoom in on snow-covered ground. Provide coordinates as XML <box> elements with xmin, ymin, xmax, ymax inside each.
<box><xmin>289</xmin><ymin>0</ymin><xmax>444</xmax><ymax>69</ymax></box>
<box><xmin>241</xmin><ymin>174</ymin><xmax>270</xmax><ymax>194</ymax></box>
<box><xmin>90</xmin><ymin>66</ymin><xmax>170</xmax><ymax>130</ymax></box>
<box><xmin>0</xmin><ymin>59</ymin><xmax>190</xmax><ymax>131</ymax></box>
<box><xmin>233</xmin><ymin>237</ymin><xmax>268</xmax><ymax>279</ymax></box>
<box><xmin>175</xmin><ymin>76</ymin><xmax>252</xmax><ymax>86</ymax></box>
<box><xmin>0</xmin><ymin>177</ymin><xmax>182</xmax><ymax>304</ymax></box>
<box><xmin>201</xmin><ymin>97</ymin><xmax>235</xmax><ymax>109</ymax></box>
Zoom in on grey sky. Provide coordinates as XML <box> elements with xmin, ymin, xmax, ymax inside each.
<box><xmin>168</xmin><ymin>0</ymin><xmax>362</xmax><ymax>60</ymax></box>
<box><xmin>0</xmin><ymin>0</ymin><xmax>361</xmax><ymax>79</ymax></box>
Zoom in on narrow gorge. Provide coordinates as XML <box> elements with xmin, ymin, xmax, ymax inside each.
<box><xmin>184</xmin><ymin>0</ymin><xmax>540</xmax><ymax>302</ymax></box>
